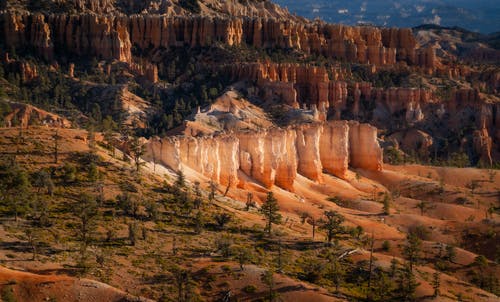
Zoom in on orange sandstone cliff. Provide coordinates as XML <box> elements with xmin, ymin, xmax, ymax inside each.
<box><xmin>1</xmin><ymin>12</ymin><xmax>435</xmax><ymax>68</ymax></box>
<box><xmin>145</xmin><ymin>120</ymin><xmax>383</xmax><ymax>191</ymax></box>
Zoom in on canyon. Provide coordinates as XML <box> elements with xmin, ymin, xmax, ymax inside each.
<box><xmin>145</xmin><ymin>120</ymin><xmax>383</xmax><ymax>191</ymax></box>
<box><xmin>0</xmin><ymin>1</ymin><xmax>499</xmax><ymax>301</ymax></box>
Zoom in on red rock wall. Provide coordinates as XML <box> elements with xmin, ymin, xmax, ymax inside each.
<box><xmin>1</xmin><ymin>12</ymin><xmax>433</xmax><ymax>68</ymax></box>
<box><xmin>227</xmin><ymin>62</ymin><xmax>435</xmax><ymax>119</ymax></box>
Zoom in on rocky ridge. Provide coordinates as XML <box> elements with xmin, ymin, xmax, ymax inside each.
<box><xmin>1</xmin><ymin>11</ymin><xmax>435</xmax><ymax>68</ymax></box>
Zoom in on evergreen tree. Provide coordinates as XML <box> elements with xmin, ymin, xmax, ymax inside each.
<box><xmin>318</xmin><ymin>210</ymin><xmax>345</xmax><ymax>243</ymax></box>
<box><xmin>175</xmin><ymin>170</ymin><xmax>186</xmax><ymax>189</ymax></box>
<box><xmin>432</xmin><ymin>271</ymin><xmax>441</xmax><ymax>297</ymax></box>
<box><xmin>245</xmin><ymin>192</ymin><xmax>255</xmax><ymax>211</ymax></box>
<box><xmin>128</xmin><ymin>222</ymin><xmax>138</xmax><ymax>246</ymax></box>
<box><xmin>0</xmin><ymin>161</ymin><xmax>31</xmax><ymax>221</ymax></box>
<box><xmin>445</xmin><ymin>245</ymin><xmax>457</xmax><ymax>263</ymax></box>
<box><xmin>214</xmin><ymin>212</ymin><xmax>232</xmax><ymax>230</ymax></box>
<box><xmin>32</xmin><ymin>169</ymin><xmax>54</xmax><ymax>195</ymax></box>
<box><xmin>73</xmin><ymin>194</ymin><xmax>98</xmax><ymax>266</ymax></box>
<box><xmin>235</xmin><ymin>246</ymin><xmax>252</xmax><ymax>271</ymax></box>
<box><xmin>261</xmin><ymin>269</ymin><xmax>278</xmax><ymax>302</ymax></box>
<box><xmin>415</xmin><ymin>201</ymin><xmax>430</xmax><ymax>216</ymax></box>
<box><xmin>130</xmin><ymin>136</ymin><xmax>146</xmax><ymax>172</ymax></box>
<box><xmin>383</xmin><ymin>192</ymin><xmax>391</xmax><ymax>215</ymax></box>
<box><xmin>260</xmin><ymin>192</ymin><xmax>282</xmax><ymax>235</ymax></box>
<box><xmin>396</xmin><ymin>264</ymin><xmax>420</xmax><ymax>301</ymax></box>
<box><xmin>53</xmin><ymin>130</ymin><xmax>61</xmax><ymax>164</ymax></box>
<box><xmin>402</xmin><ymin>233</ymin><xmax>422</xmax><ymax>272</ymax></box>
<box><xmin>171</xmin><ymin>266</ymin><xmax>195</xmax><ymax>302</ymax></box>
<box><xmin>193</xmin><ymin>211</ymin><xmax>204</xmax><ymax>234</ymax></box>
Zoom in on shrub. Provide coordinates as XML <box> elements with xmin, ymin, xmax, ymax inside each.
<box><xmin>1</xmin><ymin>286</ymin><xmax>16</xmax><ymax>302</ymax></box>
<box><xmin>243</xmin><ymin>285</ymin><xmax>257</xmax><ymax>293</ymax></box>
<box><xmin>409</xmin><ymin>225</ymin><xmax>431</xmax><ymax>240</ymax></box>
<box><xmin>382</xmin><ymin>240</ymin><xmax>391</xmax><ymax>251</ymax></box>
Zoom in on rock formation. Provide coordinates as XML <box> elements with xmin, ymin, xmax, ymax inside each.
<box><xmin>348</xmin><ymin>122</ymin><xmax>383</xmax><ymax>171</ymax></box>
<box><xmin>227</xmin><ymin>62</ymin><xmax>435</xmax><ymax>120</ymax></box>
<box><xmin>3</xmin><ymin>102</ymin><xmax>71</xmax><ymax>128</ymax></box>
<box><xmin>1</xmin><ymin>12</ymin><xmax>434</xmax><ymax>68</ymax></box>
<box><xmin>238</xmin><ymin>128</ymin><xmax>297</xmax><ymax>190</ymax></box>
<box><xmin>473</xmin><ymin>127</ymin><xmax>493</xmax><ymax>166</ymax></box>
<box><xmin>320</xmin><ymin>121</ymin><xmax>350</xmax><ymax>179</ymax></box>
<box><xmin>146</xmin><ymin>121</ymin><xmax>383</xmax><ymax>191</ymax></box>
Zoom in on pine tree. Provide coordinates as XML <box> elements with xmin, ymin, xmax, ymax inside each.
<box><xmin>130</xmin><ymin>136</ymin><xmax>146</xmax><ymax>172</ymax></box>
<box><xmin>73</xmin><ymin>194</ymin><xmax>98</xmax><ymax>265</ymax></box>
<box><xmin>128</xmin><ymin>222</ymin><xmax>138</xmax><ymax>246</ymax></box>
<box><xmin>53</xmin><ymin>130</ymin><xmax>61</xmax><ymax>164</ymax></box>
<box><xmin>397</xmin><ymin>264</ymin><xmax>420</xmax><ymax>301</ymax></box>
<box><xmin>261</xmin><ymin>269</ymin><xmax>278</xmax><ymax>302</ymax></box>
<box><xmin>194</xmin><ymin>211</ymin><xmax>204</xmax><ymax>234</ymax></box>
<box><xmin>245</xmin><ymin>192</ymin><xmax>255</xmax><ymax>211</ymax></box>
<box><xmin>318</xmin><ymin>210</ymin><xmax>345</xmax><ymax>243</ymax></box>
<box><xmin>402</xmin><ymin>233</ymin><xmax>421</xmax><ymax>272</ymax></box>
<box><xmin>260</xmin><ymin>192</ymin><xmax>282</xmax><ymax>235</ymax></box>
<box><xmin>383</xmin><ymin>192</ymin><xmax>391</xmax><ymax>215</ymax></box>
<box><xmin>445</xmin><ymin>245</ymin><xmax>457</xmax><ymax>263</ymax></box>
<box><xmin>235</xmin><ymin>246</ymin><xmax>252</xmax><ymax>271</ymax></box>
<box><xmin>415</xmin><ymin>201</ymin><xmax>430</xmax><ymax>216</ymax></box>
<box><xmin>214</xmin><ymin>212</ymin><xmax>232</xmax><ymax>230</ymax></box>
<box><xmin>175</xmin><ymin>170</ymin><xmax>186</xmax><ymax>189</ymax></box>
<box><xmin>432</xmin><ymin>271</ymin><xmax>441</xmax><ymax>297</ymax></box>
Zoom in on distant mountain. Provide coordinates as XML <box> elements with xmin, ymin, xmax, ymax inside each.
<box><xmin>274</xmin><ymin>0</ymin><xmax>500</xmax><ymax>34</ymax></box>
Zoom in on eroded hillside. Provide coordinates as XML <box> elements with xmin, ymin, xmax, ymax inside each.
<box><xmin>0</xmin><ymin>0</ymin><xmax>499</xmax><ymax>301</ymax></box>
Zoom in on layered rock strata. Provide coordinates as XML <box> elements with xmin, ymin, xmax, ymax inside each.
<box><xmin>146</xmin><ymin>121</ymin><xmax>383</xmax><ymax>191</ymax></box>
<box><xmin>1</xmin><ymin>12</ymin><xmax>434</xmax><ymax>68</ymax></box>
<box><xmin>228</xmin><ymin>62</ymin><xmax>435</xmax><ymax>118</ymax></box>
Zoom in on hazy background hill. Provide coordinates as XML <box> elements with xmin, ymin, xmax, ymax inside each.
<box><xmin>275</xmin><ymin>0</ymin><xmax>500</xmax><ymax>33</ymax></box>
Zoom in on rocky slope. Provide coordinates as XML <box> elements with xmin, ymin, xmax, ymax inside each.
<box><xmin>0</xmin><ymin>265</ymin><xmax>152</xmax><ymax>302</ymax></box>
<box><xmin>414</xmin><ymin>24</ymin><xmax>500</xmax><ymax>64</ymax></box>
<box><xmin>1</xmin><ymin>101</ymin><xmax>71</xmax><ymax>128</ymax></box>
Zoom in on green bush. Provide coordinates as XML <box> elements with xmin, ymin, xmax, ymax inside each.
<box><xmin>1</xmin><ymin>286</ymin><xmax>16</xmax><ymax>302</ymax></box>
<box><xmin>382</xmin><ymin>240</ymin><xmax>391</xmax><ymax>251</ymax></box>
<box><xmin>243</xmin><ymin>284</ymin><xmax>257</xmax><ymax>293</ymax></box>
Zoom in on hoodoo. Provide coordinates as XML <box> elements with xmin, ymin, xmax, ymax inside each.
<box><xmin>145</xmin><ymin>120</ymin><xmax>383</xmax><ymax>191</ymax></box>
<box><xmin>1</xmin><ymin>12</ymin><xmax>434</xmax><ymax>68</ymax></box>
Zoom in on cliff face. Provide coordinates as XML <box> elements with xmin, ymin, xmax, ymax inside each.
<box><xmin>1</xmin><ymin>12</ymin><xmax>433</xmax><ymax>68</ymax></box>
<box><xmin>228</xmin><ymin>62</ymin><xmax>499</xmax><ymax>162</ymax></box>
<box><xmin>227</xmin><ymin>62</ymin><xmax>436</xmax><ymax>118</ymax></box>
<box><xmin>320</xmin><ymin>121</ymin><xmax>350</xmax><ymax>179</ymax></box>
<box><xmin>238</xmin><ymin>128</ymin><xmax>297</xmax><ymax>190</ymax></box>
<box><xmin>146</xmin><ymin>120</ymin><xmax>383</xmax><ymax>191</ymax></box>
<box><xmin>348</xmin><ymin>122</ymin><xmax>383</xmax><ymax>171</ymax></box>
<box><xmin>473</xmin><ymin>127</ymin><xmax>493</xmax><ymax>166</ymax></box>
